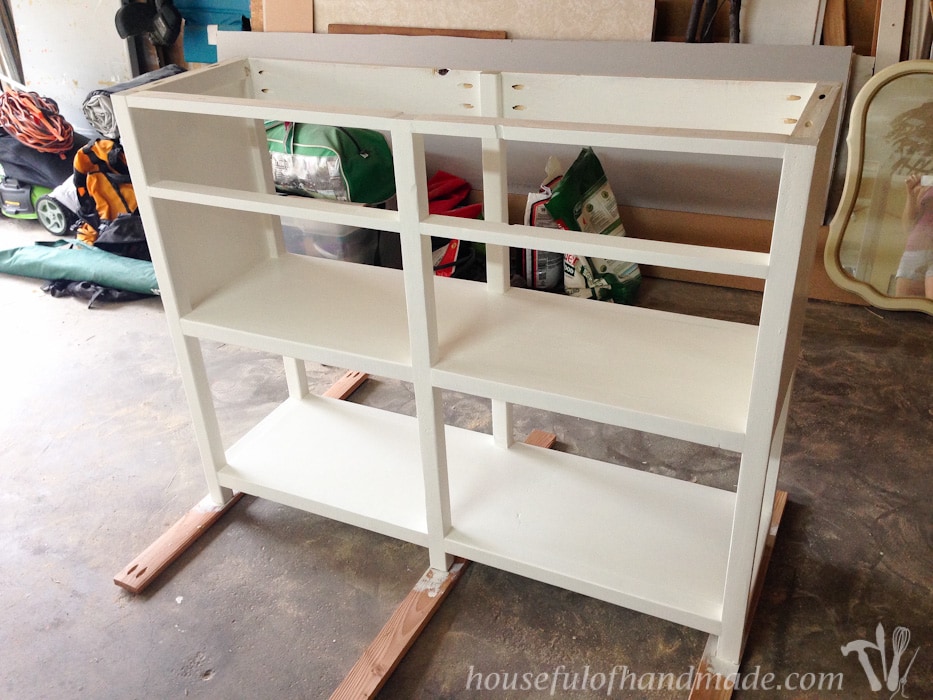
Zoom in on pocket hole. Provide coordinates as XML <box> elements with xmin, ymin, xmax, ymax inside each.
<box><xmin>513</xmin><ymin>105</ymin><xmax>526</xmax><ymax>111</ymax></box>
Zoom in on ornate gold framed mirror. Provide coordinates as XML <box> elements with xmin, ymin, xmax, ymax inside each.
<box><xmin>825</xmin><ymin>59</ymin><xmax>933</xmax><ymax>315</ymax></box>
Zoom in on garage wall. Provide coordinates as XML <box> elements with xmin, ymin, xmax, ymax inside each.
<box><xmin>10</xmin><ymin>0</ymin><xmax>135</xmax><ymax>137</ymax></box>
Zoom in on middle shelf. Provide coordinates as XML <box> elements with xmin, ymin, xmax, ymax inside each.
<box><xmin>181</xmin><ymin>253</ymin><xmax>758</xmax><ymax>449</ymax></box>
<box><xmin>180</xmin><ymin>254</ymin><xmax>414</xmax><ymax>381</ymax></box>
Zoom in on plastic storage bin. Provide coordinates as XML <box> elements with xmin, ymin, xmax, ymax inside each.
<box><xmin>281</xmin><ymin>216</ymin><xmax>378</xmax><ymax>265</ymax></box>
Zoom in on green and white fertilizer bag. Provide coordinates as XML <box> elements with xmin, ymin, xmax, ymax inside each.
<box><xmin>522</xmin><ymin>156</ymin><xmax>566</xmax><ymax>292</ymax></box>
<box><xmin>544</xmin><ymin>147</ymin><xmax>641</xmax><ymax>304</ymax></box>
<box><xmin>265</xmin><ymin>121</ymin><xmax>395</xmax><ymax>204</ymax></box>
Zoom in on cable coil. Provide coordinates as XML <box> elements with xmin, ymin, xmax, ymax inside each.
<box><xmin>0</xmin><ymin>89</ymin><xmax>74</xmax><ymax>157</ymax></box>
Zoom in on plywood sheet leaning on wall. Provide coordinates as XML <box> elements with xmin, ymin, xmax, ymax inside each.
<box><xmin>313</xmin><ymin>0</ymin><xmax>656</xmax><ymax>41</ymax></box>
<box><xmin>742</xmin><ymin>0</ymin><xmax>828</xmax><ymax>45</ymax></box>
<box><xmin>251</xmin><ymin>0</ymin><xmax>314</xmax><ymax>32</ymax></box>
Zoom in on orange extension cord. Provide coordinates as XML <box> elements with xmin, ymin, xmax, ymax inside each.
<box><xmin>0</xmin><ymin>88</ymin><xmax>74</xmax><ymax>157</ymax></box>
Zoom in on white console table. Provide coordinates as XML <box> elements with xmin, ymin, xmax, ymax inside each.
<box><xmin>113</xmin><ymin>58</ymin><xmax>839</xmax><ymax>675</ymax></box>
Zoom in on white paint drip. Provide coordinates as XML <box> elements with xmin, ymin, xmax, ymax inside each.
<box><xmin>413</xmin><ymin>561</ymin><xmax>464</xmax><ymax>598</ymax></box>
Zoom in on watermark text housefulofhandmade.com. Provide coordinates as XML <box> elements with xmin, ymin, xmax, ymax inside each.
<box><xmin>464</xmin><ymin>664</ymin><xmax>845</xmax><ymax>695</ymax></box>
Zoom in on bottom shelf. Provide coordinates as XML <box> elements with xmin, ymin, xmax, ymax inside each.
<box><xmin>219</xmin><ymin>395</ymin><xmax>734</xmax><ymax>634</ymax></box>
<box><xmin>444</xmin><ymin>434</ymin><xmax>734</xmax><ymax>634</ymax></box>
<box><xmin>220</xmin><ymin>396</ymin><xmax>429</xmax><ymax>546</ymax></box>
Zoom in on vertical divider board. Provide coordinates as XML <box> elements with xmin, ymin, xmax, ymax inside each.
<box><xmin>478</xmin><ymin>70</ymin><xmax>514</xmax><ymax>448</ymax></box>
<box><xmin>393</xmin><ymin>126</ymin><xmax>454</xmax><ymax>572</ymax></box>
<box><xmin>114</xmin><ymin>58</ymin><xmax>840</xmax><ymax>673</ymax></box>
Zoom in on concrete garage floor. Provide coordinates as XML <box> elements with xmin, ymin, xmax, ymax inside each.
<box><xmin>0</xmin><ymin>215</ymin><xmax>930</xmax><ymax>700</ymax></box>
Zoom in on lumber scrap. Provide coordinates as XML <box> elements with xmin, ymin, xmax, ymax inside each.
<box><xmin>114</xmin><ymin>370</ymin><xmax>370</xmax><ymax>594</ymax></box>
<box><xmin>322</xmin><ymin>369</ymin><xmax>368</xmax><ymax>400</ymax></box>
<box><xmin>113</xmin><ymin>492</ymin><xmax>244</xmax><ymax>594</ymax></box>
<box><xmin>331</xmin><ymin>428</ymin><xmax>559</xmax><ymax>699</ymax></box>
<box><xmin>824</xmin><ymin>0</ymin><xmax>848</xmax><ymax>45</ymax></box>
<box><xmin>330</xmin><ymin>559</ymin><xmax>470</xmax><ymax>700</ymax></box>
<box><xmin>328</xmin><ymin>24</ymin><xmax>507</xmax><ymax>40</ymax></box>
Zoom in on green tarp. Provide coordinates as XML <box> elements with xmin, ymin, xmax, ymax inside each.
<box><xmin>0</xmin><ymin>240</ymin><xmax>159</xmax><ymax>296</ymax></box>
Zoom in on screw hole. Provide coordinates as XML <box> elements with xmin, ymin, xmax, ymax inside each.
<box><xmin>437</xmin><ymin>68</ymin><xmax>449</xmax><ymax>76</ymax></box>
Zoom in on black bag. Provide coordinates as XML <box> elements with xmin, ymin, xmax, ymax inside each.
<box><xmin>95</xmin><ymin>213</ymin><xmax>150</xmax><ymax>261</ymax></box>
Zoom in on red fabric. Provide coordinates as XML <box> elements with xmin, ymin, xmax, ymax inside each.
<box><xmin>427</xmin><ymin>170</ymin><xmax>483</xmax><ymax>219</ymax></box>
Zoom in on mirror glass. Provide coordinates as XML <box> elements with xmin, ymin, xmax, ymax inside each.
<box><xmin>826</xmin><ymin>60</ymin><xmax>933</xmax><ymax>315</ymax></box>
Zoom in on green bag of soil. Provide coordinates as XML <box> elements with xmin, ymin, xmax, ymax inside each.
<box><xmin>544</xmin><ymin>147</ymin><xmax>641</xmax><ymax>304</ymax></box>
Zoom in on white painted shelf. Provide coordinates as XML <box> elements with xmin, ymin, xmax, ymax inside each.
<box><xmin>443</xmin><ymin>433</ymin><xmax>735</xmax><ymax>634</ymax></box>
<box><xmin>221</xmin><ymin>396</ymin><xmax>427</xmax><ymax>545</ymax></box>
<box><xmin>113</xmin><ymin>57</ymin><xmax>840</xmax><ymax>670</ymax></box>
<box><xmin>180</xmin><ymin>255</ymin><xmax>413</xmax><ymax>381</ymax></box>
<box><xmin>434</xmin><ymin>277</ymin><xmax>757</xmax><ymax>451</ymax></box>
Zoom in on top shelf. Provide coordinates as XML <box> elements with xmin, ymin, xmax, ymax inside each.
<box><xmin>121</xmin><ymin>57</ymin><xmax>837</xmax><ymax>153</ymax></box>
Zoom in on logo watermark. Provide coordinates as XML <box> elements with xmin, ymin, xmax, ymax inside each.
<box><xmin>464</xmin><ymin>664</ymin><xmax>844</xmax><ymax>695</ymax></box>
<box><xmin>461</xmin><ymin>622</ymin><xmax>922</xmax><ymax>696</ymax></box>
<box><xmin>841</xmin><ymin>623</ymin><xmax>920</xmax><ymax>697</ymax></box>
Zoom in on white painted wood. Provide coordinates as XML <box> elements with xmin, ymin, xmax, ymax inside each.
<box><xmin>175</xmin><ymin>336</ymin><xmax>235</xmax><ymax>507</ymax></box>
<box><xmin>216</xmin><ymin>35</ymin><xmax>852</xmax><ymax>220</ymax></box>
<box><xmin>741</xmin><ymin>0</ymin><xmax>827</xmax><ymax>46</ymax></box>
<box><xmin>498</xmin><ymin>73</ymin><xmax>815</xmax><ymax>135</ymax></box>
<box><xmin>140</xmin><ymin>58</ymin><xmax>817</xmax><ymax>138</ymax></box>
<box><xmin>221</xmin><ymin>397</ymin><xmax>428</xmax><ymax>545</ymax></box>
<box><xmin>477</xmin><ymin>71</ymin><xmax>514</xmax><ymax>449</ymax></box>
<box><xmin>420</xmin><ymin>216</ymin><xmax>771</xmax><ymax>278</ymax></box>
<box><xmin>718</xmin><ymin>143</ymin><xmax>820</xmax><ymax>666</ymax></box>
<box><xmin>112</xmin><ymin>90</ymin><xmax>234</xmax><ymax>508</ymax></box>
<box><xmin>116</xmin><ymin>57</ymin><xmax>839</xmax><ymax>671</ymax></box>
<box><xmin>283</xmin><ymin>358</ymin><xmax>309</xmax><ymax>400</ymax></box>
<box><xmin>750</xmin><ymin>388</ymin><xmax>792</xmax><ymax>594</ymax></box>
<box><xmin>393</xmin><ymin>128</ymin><xmax>454</xmax><ymax>571</ymax></box>
<box><xmin>179</xmin><ymin>256</ymin><xmax>413</xmax><ymax>381</ymax></box>
<box><xmin>431</xmin><ymin>280</ymin><xmax>757</xmax><ymax>452</ymax></box>
<box><xmin>876</xmin><ymin>0</ymin><xmax>908</xmax><ymax>73</ymax></box>
<box><xmin>908</xmin><ymin>0</ymin><xmax>933</xmax><ymax>60</ymax></box>
<box><xmin>148</xmin><ymin>182</ymin><xmax>402</xmax><ymax>232</ymax></box>
<box><xmin>444</xmin><ymin>435</ymin><xmax>736</xmax><ymax>634</ymax></box>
